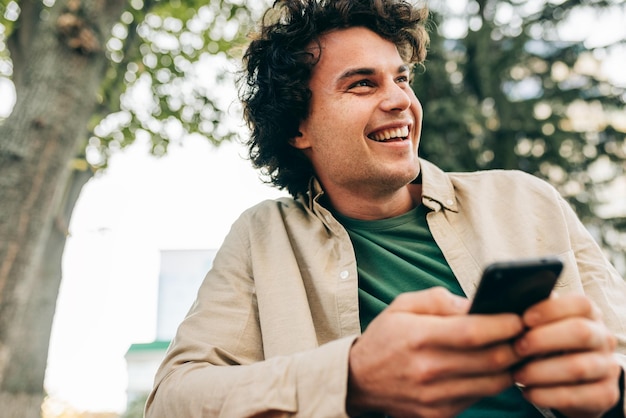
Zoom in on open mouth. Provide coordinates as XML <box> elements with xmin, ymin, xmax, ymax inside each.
<box><xmin>367</xmin><ymin>126</ymin><xmax>410</xmax><ymax>142</ymax></box>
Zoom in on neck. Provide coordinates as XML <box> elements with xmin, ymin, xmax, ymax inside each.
<box><xmin>324</xmin><ymin>183</ymin><xmax>423</xmax><ymax>220</ymax></box>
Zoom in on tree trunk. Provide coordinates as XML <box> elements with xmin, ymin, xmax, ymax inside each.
<box><xmin>0</xmin><ymin>0</ymin><xmax>126</xmax><ymax>415</ymax></box>
<box><xmin>0</xmin><ymin>168</ymin><xmax>92</xmax><ymax>415</ymax></box>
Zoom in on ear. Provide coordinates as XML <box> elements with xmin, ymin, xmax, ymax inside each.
<box><xmin>289</xmin><ymin>130</ymin><xmax>312</xmax><ymax>150</ymax></box>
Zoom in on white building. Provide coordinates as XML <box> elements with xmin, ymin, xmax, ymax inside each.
<box><xmin>125</xmin><ymin>249</ymin><xmax>216</xmax><ymax>407</ymax></box>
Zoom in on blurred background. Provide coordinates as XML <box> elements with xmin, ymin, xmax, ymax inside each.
<box><xmin>0</xmin><ymin>0</ymin><xmax>625</xmax><ymax>417</ymax></box>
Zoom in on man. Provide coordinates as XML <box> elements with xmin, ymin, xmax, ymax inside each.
<box><xmin>145</xmin><ymin>1</ymin><xmax>626</xmax><ymax>417</ymax></box>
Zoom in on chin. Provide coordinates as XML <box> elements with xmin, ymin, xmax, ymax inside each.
<box><xmin>378</xmin><ymin>172</ymin><xmax>419</xmax><ymax>191</ymax></box>
<box><xmin>402</xmin><ymin>163</ymin><xmax>421</xmax><ymax>182</ymax></box>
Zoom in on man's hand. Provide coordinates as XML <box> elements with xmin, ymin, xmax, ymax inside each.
<box><xmin>346</xmin><ymin>287</ymin><xmax>525</xmax><ymax>418</ymax></box>
<box><xmin>512</xmin><ymin>294</ymin><xmax>622</xmax><ymax>418</ymax></box>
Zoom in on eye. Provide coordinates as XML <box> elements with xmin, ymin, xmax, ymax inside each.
<box><xmin>396</xmin><ymin>75</ymin><xmax>409</xmax><ymax>84</ymax></box>
<box><xmin>349</xmin><ymin>79</ymin><xmax>375</xmax><ymax>89</ymax></box>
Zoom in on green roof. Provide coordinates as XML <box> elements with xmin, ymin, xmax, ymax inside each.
<box><xmin>127</xmin><ymin>340</ymin><xmax>171</xmax><ymax>353</ymax></box>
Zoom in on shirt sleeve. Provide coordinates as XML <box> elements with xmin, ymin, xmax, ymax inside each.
<box><xmin>144</xmin><ymin>211</ymin><xmax>357</xmax><ymax>418</ymax></box>
<box><xmin>558</xmin><ymin>194</ymin><xmax>626</xmax><ymax>417</ymax></box>
<box><xmin>145</xmin><ymin>336</ymin><xmax>356</xmax><ymax>417</ymax></box>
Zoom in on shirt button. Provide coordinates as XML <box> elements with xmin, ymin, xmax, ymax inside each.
<box><xmin>339</xmin><ymin>270</ymin><xmax>350</xmax><ymax>280</ymax></box>
<box><xmin>446</xmin><ymin>199</ymin><xmax>454</xmax><ymax>206</ymax></box>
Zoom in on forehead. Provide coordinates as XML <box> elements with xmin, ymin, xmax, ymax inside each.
<box><xmin>311</xmin><ymin>27</ymin><xmax>406</xmax><ymax>81</ymax></box>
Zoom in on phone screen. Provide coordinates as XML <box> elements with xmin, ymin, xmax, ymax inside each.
<box><xmin>469</xmin><ymin>257</ymin><xmax>563</xmax><ymax>315</ymax></box>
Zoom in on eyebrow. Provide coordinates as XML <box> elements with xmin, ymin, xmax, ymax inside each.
<box><xmin>338</xmin><ymin>64</ymin><xmax>410</xmax><ymax>81</ymax></box>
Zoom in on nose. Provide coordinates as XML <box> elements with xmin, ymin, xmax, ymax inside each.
<box><xmin>380</xmin><ymin>80</ymin><xmax>412</xmax><ymax>112</ymax></box>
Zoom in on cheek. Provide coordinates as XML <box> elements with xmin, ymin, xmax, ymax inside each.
<box><xmin>412</xmin><ymin>97</ymin><xmax>423</xmax><ymax>120</ymax></box>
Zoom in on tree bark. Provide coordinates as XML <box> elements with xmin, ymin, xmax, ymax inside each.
<box><xmin>0</xmin><ymin>0</ymin><xmax>126</xmax><ymax>415</ymax></box>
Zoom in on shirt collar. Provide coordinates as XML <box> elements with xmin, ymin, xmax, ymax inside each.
<box><xmin>419</xmin><ymin>159</ymin><xmax>459</xmax><ymax>213</ymax></box>
<box><xmin>306</xmin><ymin>177</ymin><xmax>325</xmax><ymax>211</ymax></box>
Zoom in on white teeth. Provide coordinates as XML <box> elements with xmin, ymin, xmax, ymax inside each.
<box><xmin>370</xmin><ymin>126</ymin><xmax>409</xmax><ymax>142</ymax></box>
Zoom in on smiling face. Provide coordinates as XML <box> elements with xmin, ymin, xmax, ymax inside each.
<box><xmin>291</xmin><ymin>27</ymin><xmax>423</xmax><ymax>214</ymax></box>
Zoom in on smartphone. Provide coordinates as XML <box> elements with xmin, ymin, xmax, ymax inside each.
<box><xmin>468</xmin><ymin>256</ymin><xmax>563</xmax><ymax>315</ymax></box>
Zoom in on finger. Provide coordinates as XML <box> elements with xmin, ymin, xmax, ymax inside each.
<box><xmin>371</xmin><ymin>374</ymin><xmax>513</xmax><ymax>418</ymax></box>
<box><xmin>411</xmin><ymin>372</ymin><xmax>516</xmax><ymax>405</ymax></box>
<box><xmin>515</xmin><ymin>318</ymin><xmax>616</xmax><ymax>357</ymax></box>
<box><xmin>409</xmin><ymin>314</ymin><xmax>524</xmax><ymax>349</ymax></box>
<box><xmin>409</xmin><ymin>344</ymin><xmax>522</xmax><ymax>382</ymax></box>
<box><xmin>519</xmin><ymin>374</ymin><xmax>621</xmax><ymax>417</ymax></box>
<box><xmin>523</xmin><ymin>294</ymin><xmax>602</xmax><ymax>327</ymax></box>
<box><xmin>389</xmin><ymin>287</ymin><xmax>470</xmax><ymax>316</ymax></box>
<box><xmin>513</xmin><ymin>351</ymin><xmax>621</xmax><ymax>387</ymax></box>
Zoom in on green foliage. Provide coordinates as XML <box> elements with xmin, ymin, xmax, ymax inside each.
<box><xmin>1</xmin><ymin>0</ymin><xmax>271</xmax><ymax>162</ymax></box>
<box><xmin>0</xmin><ymin>0</ymin><xmax>18</xmax><ymax>76</ymax></box>
<box><xmin>0</xmin><ymin>0</ymin><xmax>17</xmax><ymax>37</ymax></box>
<box><xmin>88</xmin><ymin>0</ymin><xmax>269</xmax><ymax>167</ymax></box>
<box><xmin>415</xmin><ymin>0</ymin><xmax>626</xmax><ymax>268</ymax></box>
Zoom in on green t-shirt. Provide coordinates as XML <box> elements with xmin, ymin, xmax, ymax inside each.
<box><xmin>336</xmin><ymin>205</ymin><xmax>542</xmax><ymax>418</ymax></box>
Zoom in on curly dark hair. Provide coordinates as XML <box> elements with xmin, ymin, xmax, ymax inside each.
<box><xmin>239</xmin><ymin>0</ymin><xmax>430</xmax><ymax>197</ymax></box>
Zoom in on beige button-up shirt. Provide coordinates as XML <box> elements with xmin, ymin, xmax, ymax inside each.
<box><xmin>146</xmin><ymin>159</ymin><xmax>626</xmax><ymax>417</ymax></box>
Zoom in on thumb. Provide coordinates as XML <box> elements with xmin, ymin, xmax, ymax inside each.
<box><xmin>388</xmin><ymin>287</ymin><xmax>469</xmax><ymax>316</ymax></box>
